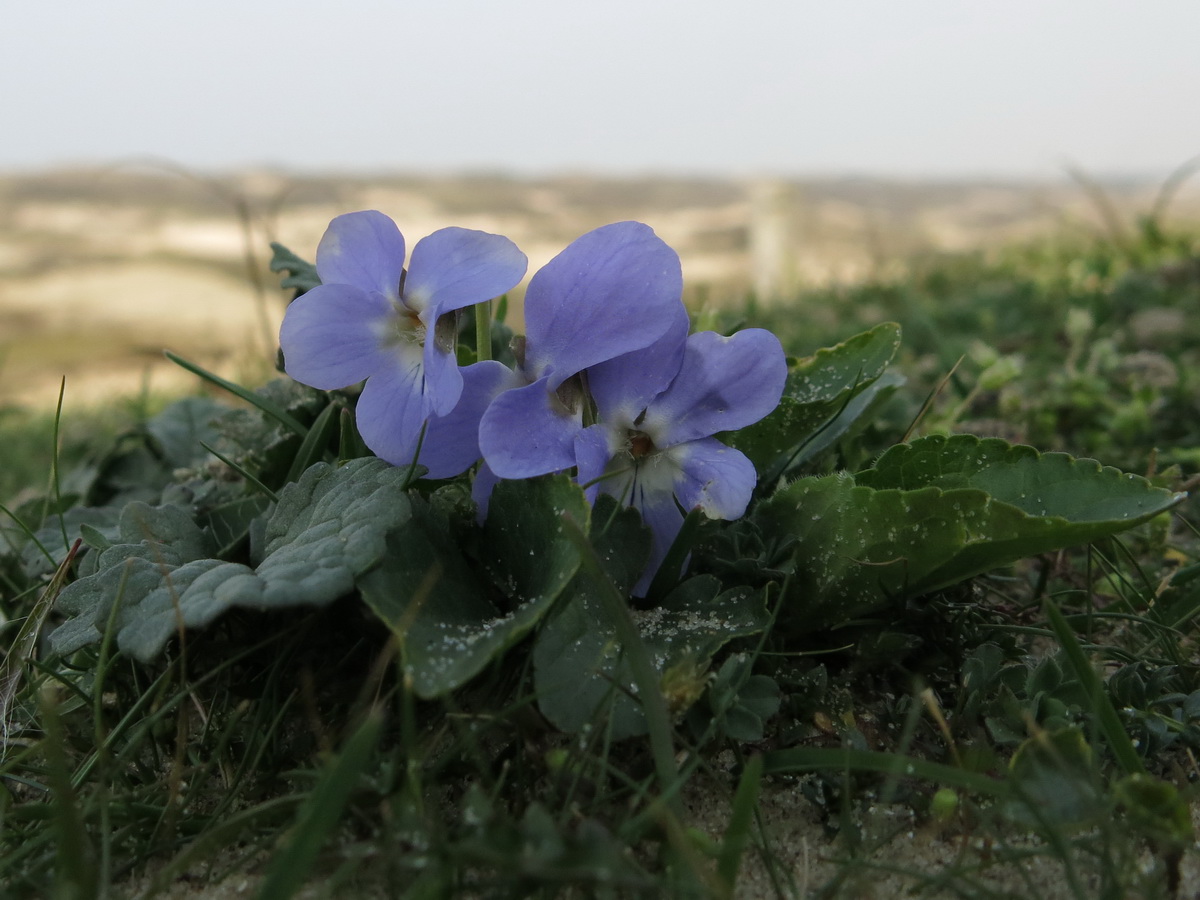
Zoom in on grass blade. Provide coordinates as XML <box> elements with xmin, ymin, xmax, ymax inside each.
<box><xmin>164</xmin><ymin>350</ymin><xmax>306</xmax><ymax>438</ymax></box>
<box><xmin>255</xmin><ymin>709</ymin><xmax>384</xmax><ymax>900</ymax></box>
<box><xmin>1</xmin><ymin>539</ymin><xmax>82</xmax><ymax>745</ymax></box>
<box><xmin>762</xmin><ymin>747</ymin><xmax>1012</xmax><ymax>799</ymax></box>
<box><xmin>0</xmin><ymin>501</ymin><xmax>56</xmax><ymax>568</ymax></box>
<box><xmin>1043</xmin><ymin>596</ymin><xmax>1145</xmax><ymax>776</ymax></box>
<box><xmin>39</xmin><ymin>687</ymin><xmax>97</xmax><ymax>898</ymax></box>
<box><xmin>284</xmin><ymin>400</ymin><xmax>338</xmax><ymax>484</ymax></box>
<box><xmin>716</xmin><ymin>754</ymin><xmax>762</xmax><ymax>897</ymax></box>
<box><xmin>49</xmin><ymin>377</ymin><xmax>69</xmax><ymax>551</ymax></box>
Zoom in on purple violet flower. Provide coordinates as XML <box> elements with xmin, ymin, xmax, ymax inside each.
<box><xmin>575</xmin><ymin>327</ymin><xmax>787</xmax><ymax>595</ymax></box>
<box><xmin>478</xmin><ymin>221</ymin><xmax>685</xmax><ymax>480</ymax></box>
<box><xmin>279</xmin><ymin>210</ymin><xmax>526</xmax><ymax>476</ymax></box>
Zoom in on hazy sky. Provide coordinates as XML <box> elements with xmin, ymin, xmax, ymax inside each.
<box><xmin>4</xmin><ymin>1</ymin><xmax>1198</xmax><ymax>179</ymax></box>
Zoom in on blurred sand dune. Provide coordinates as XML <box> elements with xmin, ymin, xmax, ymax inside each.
<box><xmin>1</xmin><ymin>166</ymin><xmax>1196</xmax><ymax>409</ymax></box>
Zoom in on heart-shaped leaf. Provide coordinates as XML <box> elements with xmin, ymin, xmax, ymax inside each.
<box><xmin>534</xmin><ymin>558</ymin><xmax>771</xmax><ymax>739</ymax></box>
<box><xmin>359</xmin><ymin>475</ymin><xmax>589</xmax><ymax>698</ymax></box>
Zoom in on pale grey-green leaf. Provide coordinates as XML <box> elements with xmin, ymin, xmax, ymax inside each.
<box><xmin>52</xmin><ymin>457</ymin><xmax>415</xmax><ymax>661</ymax></box>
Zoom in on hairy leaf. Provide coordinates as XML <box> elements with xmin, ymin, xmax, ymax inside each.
<box><xmin>51</xmin><ymin>458</ymin><xmax>413</xmax><ymax>661</ymax></box>
<box><xmin>269</xmin><ymin>242</ymin><xmax>320</xmax><ymax>295</ymax></box>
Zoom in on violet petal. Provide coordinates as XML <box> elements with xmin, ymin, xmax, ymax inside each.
<box><xmin>315</xmin><ymin>210</ymin><xmax>405</xmax><ymax>300</ymax></box>
<box><xmin>586</xmin><ymin>304</ymin><xmax>690</xmax><ymax>426</ymax></box>
<box><xmin>421</xmin><ymin>361</ymin><xmax>523</xmax><ymax>479</ymax></box>
<box><xmin>670</xmin><ymin>437</ymin><xmax>758</xmax><ymax>521</ymax></box>
<box><xmin>574</xmin><ymin>424</ymin><xmax>618</xmax><ymax>505</ymax></box>
<box><xmin>645</xmin><ymin>329</ymin><xmax>787</xmax><ymax>447</ymax></box>
<box><xmin>479</xmin><ymin>376</ymin><xmax>581</xmax><ymax>478</ymax></box>
<box><xmin>630</xmin><ymin>486</ymin><xmax>685</xmax><ymax>597</ymax></box>
<box><xmin>404</xmin><ymin>227</ymin><xmax>527</xmax><ymax>316</ymax></box>
<box><xmin>279</xmin><ymin>283</ymin><xmax>395</xmax><ymax>390</ymax></box>
<box><xmin>420</xmin><ymin>318</ymin><xmax>466</xmax><ymax>417</ymax></box>
<box><xmin>354</xmin><ymin>352</ymin><xmax>428</xmax><ymax>468</ymax></box>
<box><xmin>471</xmin><ymin>461</ymin><xmax>502</xmax><ymax>523</ymax></box>
<box><xmin>523</xmin><ymin>222</ymin><xmax>684</xmax><ymax>385</ymax></box>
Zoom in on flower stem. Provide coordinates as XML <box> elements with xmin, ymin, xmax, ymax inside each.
<box><xmin>474</xmin><ymin>300</ymin><xmax>492</xmax><ymax>362</ymax></box>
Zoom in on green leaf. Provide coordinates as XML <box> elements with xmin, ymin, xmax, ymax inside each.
<box><xmin>258</xmin><ymin>458</ymin><xmax>412</xmax><ymax>565</ymax></box>
<box><xmin>1114</xmin><ymin>773</ymin><xmax>1193</xmax><ymax>849</ymax></box>
<box><xmin>52</xmin><ymin>458</ymin><xmax>414</xmax><ymax>661</ymax></box>
<box><xmin>144</xmin><ymin>396</ymin><xmax>224</xmax><ymax>469</ymax></box>
<box><xmin>269</xmin><ymin>242</ymin><xmax>320</xmax><ymax>295</ymax></box>
<box><xmin>534</xmin><ymin>571</ymin><xmax>771</xmax><ymax>738</ymax></box>
<box><xmin>211</xmin><ymin>378</ymin><xmax>330</xmax><ymax>489</ymax></box>
<box><xmin>858</xmin><ymin>435</ymin><xmax>1186</xmax><ymax>588</ymax></box>
<box><xmin>700</xmin><ymin>655</ymin><xmax>781</xmax><ymax>743</ymax></box>
<box><xmin>530</xmin><ymin>501</ymin><xmax>648</xmax><ymax>735</ymax></box>
<box><xmin>284</xmin><ymin>401</ymin><xmax>339</xmax><ymax>484</ymax></box>
<box><xmin>1004</xmin><ymin>728</ymin><xmax>1104</xmax><ymax>829</ymax></box>
<box><xmin>52</xmin><ymin>556</ymin><xmax>189</xmax><ymax>655</ymax></box>
<box><xmin>860</xmin><ymin>434</ymin><xmax>1177</xmax><ymax>520</ymax></box>
<box><xmin>737</xmin><ymin>675</ymin><xmax>783</xmax><ymax>722</ymax></box>
<box><xmin>359</xmin><ymin>475</ymin><xmax>589</xmax><ymax>698</ymax></box>
<box><xmin>757</xmin><ymin>435</ymin><xmax>1184</xmax><ymax>631</ymax></box>
<box><xmin>104</xmin><ymin>501</ymin><xmax>216</xmax><ymax>569</ymax></box>
<box><xmin>727</xmin><ymin>322</ymin><xmax>901</xmax><ymax>473</ymax></box>
<box><xmin>21</xmin><ymin>506</ymin><xmax>122</xmax><ymax>579</ymax></box>
<box><xmin>77</xmin><ymin>523</ymin><xmax>113</xmax><ymax>552</ymax></box>
<box><xmin>787</xmin><ymin>369</ymin><xmax>905</xmax><ymax>471</ymax></box>
<box><xmin>199</xmin><ymin>494</ymin><xmax>273</xmax><ymax>558</ymax></box>
<box><xmin>480</xmin><ymin>474</ymin><xmax>592</xmax><ymax>607</ymax></box>
<box><xmin>358</xmin><ymin>505</ymin><xmax>500</xmax><ymax>698</ymax></box>
<box><xmin>721</xmin><ymin>706</ymin><xmax>766</xmax><ymax>743</ymax></box>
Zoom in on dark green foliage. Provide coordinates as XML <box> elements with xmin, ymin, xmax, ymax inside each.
<box><xmin>4</xmin><ymin>222</ymin><xmax>1200</xmax><ymax>897</ymax></box>
<box><xmin>361</xmin><ymin>475</ymin><xmax>590</xmax><ymax>698</ymax></box>
<box><xmin>749</xmin><ymin>436</ymin><xmax>1180</xmax><ymax>632</ymax></box>
<box><xmin>689</xmin><ymin>653</ymin><xmax>782</xmax><ymax>743</ymax></box>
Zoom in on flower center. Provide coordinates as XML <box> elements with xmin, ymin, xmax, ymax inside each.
<box><xmin>379</xmin><ymin>303</ymin><xmax>426</xmax><ymax>352</ymax></box>
<box><xmin>627</xmin><ymin>429</ymin><xmax>655</xmax><ymax>458</ymax></box>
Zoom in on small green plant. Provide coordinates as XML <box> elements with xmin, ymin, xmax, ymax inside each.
<box><xmin>2</xmin><ymin>207</ymin><xmax>1197</xmax><ymax>898</ymax></box>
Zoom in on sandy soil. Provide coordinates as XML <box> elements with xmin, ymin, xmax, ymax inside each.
<box><xmin>114</xmin><ymin>770</ymin><xmax>1200</xmax><ymax>898</ymax></box>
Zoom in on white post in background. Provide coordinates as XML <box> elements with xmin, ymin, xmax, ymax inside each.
<box><xmin>749</xmin><ymin>179</ymin><xmax>799</xmax><ymax>302</ymax></box>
